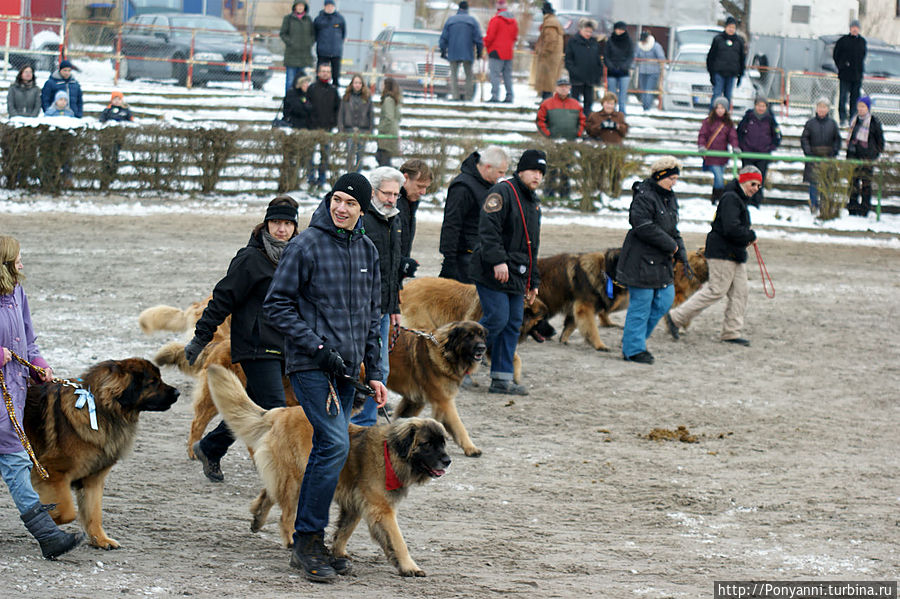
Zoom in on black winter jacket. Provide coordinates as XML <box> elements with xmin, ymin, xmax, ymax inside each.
<box><xmin>616</xmin><ymin>179</ymin><xmax>686</xmax><ymax>288</ymax></box>
<box><xmin>846</xmin><ymin>115</ymin><xmax>884</xmax><ymax>161</ymax></box>
<box><xmin>565</xmin><ymin>34</ymin><xmax>604</xmax><ymax>85</ymax></box>
<box><xmin>706</xmin><ymin>32</ymin><xmax>745</xmax><ymax>79</ymax></box>
<box><xmin>264</xmin><ymin>198</ymin><xmax>382</xmax><ymax>380</ymax></box>
<box><xmin>440</xmin><ymin>152</ymin><xmax>493</xmax><ymax>270</ymax></box>
<box><xmin>99</xmin><ymin>105</ymin><xmax>133</xmax><ymax>122</ymax></box>
<box><xmin>194</xmin><ymin>231</ymin><xmax>287</xmax><ymax>363</ymax></box>
<box><xmin>833</xmin><ymin>34</ymin><xmax>866</xmax><ymax>82</ymax></box>
<box><xmin>362</xmin><ymin>207</ymin><xmax>402</xmax><ymax>315</ymax></box>
<box><xmin>283</xmin><ymin>88</ymin><xmax>312</xmax><ymax>129</ymax></box>
<box><xmin>307</xmin><ymin>80</ymin><xmax>340</xmax><ymax>130</ymax></box>
<box><xmin>800</xmin><ymin>114</ymin><xmax>842</xmax><ymax>183</ymax></box>
<box><xmin>469</xmin><ymin>174</ymin><xmax>541</xmax><ymax>294</ymax></box>
<box><xmin>603</xmin><ymin>31</ymin><xmax>634</xmax><ymax>77</ymax></box>
<box><xmin>705</xmin><ymin>179</ymin><xmax>756</xmax><ymax>263</ymax></box>
<box><xmin>396</xmin><ymin>186</ymin><xmax>419</xmax><ymax>259</ymax></box>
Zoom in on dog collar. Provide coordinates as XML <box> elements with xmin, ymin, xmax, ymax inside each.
<box><xmin>384</xmin><ymin>440</ymin><xmax>403</xmax><ymax>491</ymax></box>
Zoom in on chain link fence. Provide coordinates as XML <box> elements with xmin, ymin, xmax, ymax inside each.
<box><xmin>787</xmin><ymin>71</ymin><xmax>900</xmax><ymax>125</ymax></box>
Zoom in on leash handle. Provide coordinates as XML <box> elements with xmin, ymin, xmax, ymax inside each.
<box><xmin>753</xmin><ymin>243</ymin><xmax>775</xmax><ymax>299</ymax></box>
<box><xmin>0</xmin><ymin>352</ymin><xmax>49</xmax><ymax>479</ymax></box>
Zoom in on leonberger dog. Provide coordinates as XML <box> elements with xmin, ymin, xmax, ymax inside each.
<box><xmin>23</xmin><ymin>358</ymin><xmax>180</xmax><ymax>549</ymax></box>
<box><xmin>137</xmin><ymin>295</ymin><xmax>228</xmax><ymax>339</ymax></box>
<box><xmin>387</xmin><ymin>320</ymin><xmax>486</xmax><ymax>457</ymax></box>
<box><xmin>399</xmin><ymin>278</ymin><xmax>550</xmax><ymax>383</ymax></box>
<box><xmin>206</xmin><ymin>365</ymin><xmax>451</xmax><ymax>577</ymax></box>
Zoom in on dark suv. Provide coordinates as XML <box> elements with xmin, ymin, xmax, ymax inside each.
<box><xmin>114</xmin><ymin>13</ymin><xmax>273</xmax><ymax>88</ymax></box>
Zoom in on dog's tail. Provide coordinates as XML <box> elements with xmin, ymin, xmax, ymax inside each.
<box><xmin>206</xmin><ymin>365</ymin><xmax>270</xmax><ymax>452</ymax></box>
<box><xmin>153</xmin><ymin>341</ymin><xmax>200</xmax><ymax>376</ymax></box>
<box><xmin>139</xmin><ymin>304</ymin><xmax>194</xmax><ymax>335</ymax></box>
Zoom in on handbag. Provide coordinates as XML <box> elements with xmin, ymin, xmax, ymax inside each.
<box><xmin>271</xmin><ymin>103</ymin><xmax>292</xmax><ymax>128</ymax></box>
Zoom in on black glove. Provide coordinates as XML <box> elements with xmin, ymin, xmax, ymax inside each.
<box><xmin>601</xmin><ymin>119</ymin><xmax>617</xmax><ymax>130</ymax></box>
<box><xmin>440</xmin><ymin>47</ymin><xmax>448</xmax><ymax>60</ymax></box>
<box><xmin>736</xmin><ymin>77</ymin><xmax>742</xmax><ymax>87</ymax></box>
<box><xmin>476</xmin><ymin>48</ymin><xmax>483</xmax><ymax>60</ymax></box>
<box><xmin>313</xmin><ymin>345</ymin><xmax>346</xmax><ymax>376</ymax></box>
<box><xmin>489</xmin><ymin>50</ymin><xmax>500</xmax><ymax>59</ymax></box>
<box><xmin>184</xmin><ymin>337</ymin><xmax>206</xmax><ymax>366</ymax></box>
<box><xmin>399</xmin><ymin>257</ymin><xmax>419</xmax><ymax>279</ymax></box>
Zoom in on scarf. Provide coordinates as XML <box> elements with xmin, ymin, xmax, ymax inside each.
<box><xmin>849</xmin><ymin>113</ymin><xmax>871</xmax><ymax>149</ymax></box>
<box><xmin>261</xmin><ymin>230</ymin><xmax>289</xmax><ymax>264</ymax></box>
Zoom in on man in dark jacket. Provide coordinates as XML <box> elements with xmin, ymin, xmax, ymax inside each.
<box><xmin>306</xmin><ymin>63</ymin><xmax>341</xmax><ymax>187</ymax></box>
<box><xmin>351</xmin><ymin>167</ymin><xmax>403</xmax><ymax>427</ymax></box>
<box><xmin>737</xmin><ymin>96</ymin><xmax>781</xmax><ymax>205</ymax></box>
<box><xmin>396</xmin><ymin>159</ymin><xmax>432</xmax><ymax>279</ymax></box>
<box><xmin>469</xmin><ymin>149</ymin><xmax>545</xmax><ymax>395</ymax></box>
<box><xmin>616</xmin><ymin>156</ymin><xmax>687</xmax><ymax>364</ymax></box>
<box><xmin>41</xmin><ymin>59</ymin><xmax>83</xmax><ymax>118</ymax></box>
<box><xmin>280</xmin><ymin>1</ymin><xmax>315</xmax><ymax>97</ymax></box>
<box><xmin>314</xmin><ymin>0</ymin><xmax>346</xmax><ymax>88</ymax></box>
<box><xmin>800</xmin><ymin>97</ymin><xmax>842</xmax><ymax>213</ymax></box>
<box><xmin>185</xmin><ymin>197</ymin><xmax>299</xmax><ymax>482</ymax></box>
<box><xmin>565</xmin><ymin>18</ymin><xmax>603</xmax><ymax>115</ymax></box>
<box><xmin>439</xmin><ymin>0</ymin><xmax>483</xmax><ymax>102</ymax></box>
<box><xmin>665</xmin><ymin>167</ymin><xmax>759</xmax><ymax>346</ymax></box>
<box><xmin>603</xmin><ymin>21</ymin><xmax>634</xmax><ymax>115</ymax></box>
<box><xmin>440</xmin><ymin>146</ymin><xmax>509</xmax><ymax>282</ymax></box>
<box><xmin>846</xmin><ymin>96</ymin><xmax>884</xmax><ymax>216</ymax></box>
<box><xmin>706</xmin><ymin>16</ymin><xmax>745</xmax><ymax>110</ymax></box>
<box><xmin>833</xmin><ymin>20</ymin><xmax>866</xmax><ymax>125</ymax></box>
<box><xmin>264</xmin><ymin>172</ymin><xmax>386</xmax><ymax>583</ymax></box>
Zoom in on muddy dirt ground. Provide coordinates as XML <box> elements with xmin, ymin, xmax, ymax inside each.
<box><xmin>1</xmin><ymin>209</ymin><xmax>898</xmax><ymax>598</ymax></box>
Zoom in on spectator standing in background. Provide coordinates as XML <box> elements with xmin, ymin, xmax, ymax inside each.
<box><xmin>530</xmin><ymin>1</ymin><xmax>564</xmax><ymax>101</ymax></box>
<box><xmin>705</xmin><ymin>16</ymin><xmax>745</xmax><ymax>110</ymax></box>
<box><xmin>7</xmin><ymin>65</ymin><xmax>40</xmax><ymax>117</ymax></box>
<box><xmin>565</xmin><ymin>18</ymin><xmax>603</xmax><ymax>115</ymax></box>
<box><xmin>375</xmin><ymin>78</ymin><xmax>401</xmax><ymax>167</ymax></box>
<box><xmin>698</xmin><ymin>96</ymin><xmax>739</xmax><ymax>205</ymax></box>
<box><xmin>280</xmin><ymin>1</ymin><xmax>315</xmax><ymax>98</ymax></box>
<box><xmin>635</xmin><ymin>31</ymin><xmax>665</xmax><ymax>111</ymax></box>
<box><xmin>845</xmin><ymin>96</ymin><xmax>884</xmax><ymax>217</ymax></box>
<box><xmin>314</xmin><ymin>0</ymin><xmax>346</xmax><ymax>89</ymax></box>
<box><xmin>483</xmin><ymin>0</ymin><xmax>518</xmax><ymax>103</ymax></box>
<box><xmin>337</xmin><ymin>74</ymin><xmax>373</xmax><ymax>171</ymax></box>
<box><xmin>536</xmin><ymin>77</ymin><xmax>583</xmax><ymax>197</ymax></box>
<box><xmin>737</xmin><ymin>95</ymin><xmax>781</xmax><ymax>205</ymax></box>
<box><xmin>41</xmin><ymin>59</ymin><xmax>82</xmax><ymax>118</ymax></box>
<box><xmin>306</xmin><ymin>62</ymin><xmax>341</xmax><ymax>188</ymax></box>
<box><xmin>439</xmin><ymin>1</ymin><xmax>483</xmax><ymax>102</ymax></box>
<box><xmin>603</xmin><ymin>21</ymin><xmax>634</xmax><ymax>116</ymax></box>
<box><xmin>800</xmin><ymin>98</ymin><xmax>841</xmax><ymax>214</ymax></box>
<box><xmin>833</xmin><ymin>20</ymin><xmax>866</xmax><ymax>126</ymax></box>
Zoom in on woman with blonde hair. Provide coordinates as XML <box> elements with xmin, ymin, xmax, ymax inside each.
<box><xmin>375</xmin><ymin>77</ymin><xmax>402</xmax><ymax>166</ymax></box>
<box><xmin>0</xmin><ymin>236</ymin><xmax>84</xmax><ymax>558</ymax></box>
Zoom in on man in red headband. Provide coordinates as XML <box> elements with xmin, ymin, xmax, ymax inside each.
<box><xmin>664</xmin><ymin>165</ymin><xmax>759</xmax><ymax>346</ymax></box>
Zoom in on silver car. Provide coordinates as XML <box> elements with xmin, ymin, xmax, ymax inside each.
<box><xmin>367</xmin><ymin>28</ymin><xmax>453</xmax><ymax>97</ymax></box>
<box><xmin>662</xmin><ymin>43</ymin><xmax>756</xmax><ymax>113</ymax></box>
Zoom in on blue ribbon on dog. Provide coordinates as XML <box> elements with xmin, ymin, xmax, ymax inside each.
<box><xmin>74</xmin><ymin>388</ymin><xmax>98</xmax><ymax>430</ymax></box>
<box><xmin>606</xmin><ymin>277</ymin><xmax>614</xmax><ymax>299</ymax></box>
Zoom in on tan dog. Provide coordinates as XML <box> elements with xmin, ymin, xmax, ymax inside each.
<box><xmin>206</xmin><ymin>365</ymin><xmax>451</xmax><ymax>577</ymax></box>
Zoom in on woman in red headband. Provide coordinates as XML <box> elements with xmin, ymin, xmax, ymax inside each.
<box><xmin>665</xmin><ymin>166</ymin><xmax>759</xmax><ymax>347</ymax></box>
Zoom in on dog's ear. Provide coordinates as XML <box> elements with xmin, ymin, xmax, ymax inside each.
<box><xmin>117</xmin><ymin>366</ymin><xmax>145</xmax><ymax>409</ymax></box>
<box><xmin>443</xmin><ymin>323</ymin><xmax>466</xmax><ymax>353</ymax></box>
<box><xmin>391</xmin><ymin>421</ymin><xmax>418</xmax><ymax>459</ymax></box>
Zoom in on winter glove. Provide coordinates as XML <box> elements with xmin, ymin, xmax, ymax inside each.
<box><xmin>736</xmin><ymin>77</ymin><xmax>742</xmax><ymax>87</ymax></box>
<box><xmin>476</xmin><ymin>48</ymin><xmax>483</xmax><ymax>60</ymax></box>
<box><xmin>440</xmin><ymin>47</ymin><xmax>448</xmax><ymax>60</ymax></box>
<box><xmin>399</xmin><ymin>257</ymin><xmax>419</xmax><ymax>279</ymax></box>
<box><xmin>184</xmin><ymin>337</ymin><xmax>206</xmax><ymax>366</ymax></box>
<box><xmin>601</xmin><ymin>119</ymin><xmax>617</xmax><ymax>130</ymax></box>
<box><xmin>489</xmin><ymin>50</ymin><xmax>500</xmax><ymax>59</ymax></box>
<box><xmin>313</xmin><ymin>344</ymin><xmax>346</xmax><ymax>377</ymax></box>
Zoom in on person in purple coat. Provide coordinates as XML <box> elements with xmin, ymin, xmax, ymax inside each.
<box><xmin>0</xmin><ymin>236</ymin><xmax>84</xmax><ymax>559</ymax></box>
<box><xmin>698</xmin><ymin>96</ymin><xmax>739</xmax><ymax>205</ymax></box>
<box><xmin>737</xmin><ymin>95</ymin><xmax>781</xmax><ymax>205</ymax></box>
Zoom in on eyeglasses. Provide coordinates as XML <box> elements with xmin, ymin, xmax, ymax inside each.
<box><xmin>376</xmin><ymin>189</ymin><xmax>400</xmax><ymax>198</ymax></box>
<box><xmin>748</xmin><ymin>182</ymin><xmax>761</xmax><ymax>188</ymax></box>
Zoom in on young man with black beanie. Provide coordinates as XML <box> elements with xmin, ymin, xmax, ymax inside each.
<box><xmin>469</xmin><ymin>149</ymin><xmax>545</xmax><ymax>395</ymax></box>
<box><xmin>264</xmin><ymin>172</ymin><xmax>387</xmax><ymax>582</ymax></box>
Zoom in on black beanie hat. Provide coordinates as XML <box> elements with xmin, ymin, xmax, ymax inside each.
<box><xmin>265</xmin><ymin>201</ymin><xmax>299</xmax><ymax>224</ymax></box>
<box><xmin>517</xmin><ymin>149</ymin><xmax>547</xmax><ymax>174</ymax></box>
<box><xmin>542</xmin><ymin>1</ymin><xmax>553</xmax><ymax>14</ymax></box>
<box><xmin>459</xmin><ymin>1</ymin><xmax>468</xmax><ymax>10</ymax></box>
<box><xmin>331</xmin><ymin>172</ymin><xmax>372</xmax><ymax>213</ymax></box>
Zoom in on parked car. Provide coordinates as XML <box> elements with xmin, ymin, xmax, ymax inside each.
<box><xmin>367</xmin><ymin>27</ymin><xmax>455</xmax><ymax>98</ymax></box>
<box><xmin>113</xmin><ymin>13</ymin><xmax>273</xmax><ymax>88</ymax></box>
<box><xmin>9</xmin><ymin>30</ymin><xmax>61</xmax><ymax>72</ymax></box>
<box><xmin>667</xmin><ymin>25</ymin><xmax>720</xmax><ymax>60</ymax></box>
<box><xmin>662</xmin><ymin>43</ymin><xmax>756</xmax><ymax>113</ymax></box>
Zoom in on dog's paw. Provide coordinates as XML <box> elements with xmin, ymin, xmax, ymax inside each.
<box><xmin>399</xmin><ymin>567</ymin><xmax>426</xmax><ymax>577</ymax></box>
<box><xmin>91</xmin><ymin>536</ymin><xmax>120</xmax><ymax>550</ymax></box>
<box><xmin>595</xmin><ymin>345</ymin><xmax>611</xmax><ymax>352</ymax></box>
<box><xmin>464</xmin><ymin>446</ymin><xmax>482</xmax><ymax>458</ymax></box>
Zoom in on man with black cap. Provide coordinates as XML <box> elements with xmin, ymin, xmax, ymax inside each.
<box><xmin>185</xmin><ymin>196</ymin><xmax>300</xmax><ymax>483</ymax></box>
<box><xmin>833</xmin><ymin>19</ymin><xmax>866</xmax><ymax>125</ymax></box>
<box><xmin>705</xmin><ymin>16</ymin><xmax>746</xmax><ymax>110</ymax></box>
<box><xmin>469</xmin><ymin>149</ymin><xmax>545</xmax><ymax>395</ymax></box>
<box><xmin>41</xmin><ymin>59</ymin><xmax>83</xmax><ymax>118</ymax></box>
<box><xmin>264</xmin><ymin>172</ymin><xmax>387</xmax><ymax>582</ymax></box>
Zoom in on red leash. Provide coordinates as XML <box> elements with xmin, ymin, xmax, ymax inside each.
<box><xmin>753</xmin><ymin>243</ymin><xmax>775</xmax><ymax>299</ymax></box>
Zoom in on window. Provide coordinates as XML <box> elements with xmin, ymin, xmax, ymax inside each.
<box><xmin>791</xmin><ymin>5</ymin><xmax>811</xmax><ymax>24</ymax></box>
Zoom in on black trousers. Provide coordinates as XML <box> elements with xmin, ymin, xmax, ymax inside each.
<box><xmin>199</xmin><ymin>358</ymin><xmax>286</xmax><ymax>461</ymax></box>
<box><xmin>318</xmin><ymin>55</ymin><xmax>342</xmax><ymax>88</ymax></box>
<box><xmin>571</xmin><ymin>83</ymin><xmax>595</xmax><ymax>115</ymax></box>
<box><xmin>848</xmin><ymin>165</ymin><xmax>874</xmax><ymax>216</ymax></box>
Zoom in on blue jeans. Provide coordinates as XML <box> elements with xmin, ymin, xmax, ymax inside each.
<box><xmin>344</xmin><ymin>136</ymin><xmax>365</xmax><ymax>172</ymax></box>
<box><xmin>838</xmin><ymin>78</ymin><xmax>861</xmax><ymax>123</ymax></box>
<box><xmin>475</xmin><ymin>284</ymin><xmax>523</xmax><ymax>380</ymax></box>
<box><xmin>488</xmin><ymin>57</ymin><xmax>513</xmax><ymax>101</ymax></box>
<box><xmin>703</xmin><ymin>164</ymin><xmax>725</xmax><ymax>189</ymax></box>
<box><xmin>637</xmin><ymin>73</ymin><xmax>659</xmax><ymax>110</ymax></box>
<box><xmin>0</xmin><ymin>451</ymin><xmax>42</xmax><ymax>514</ymax></box>
<box><xmin>710</xmin><ymin>73</ymin><xmax>735</xmax><ymax>109</ymax></box>
<box><xmin>608</xmin><ymin>75</ymin><xmax>630</xmax><ymax>115</ymax></box>
<box><xmin>306</xmin><ymin>142</ymin><xmax>330</xmax><ymax>186</ymax></box>
<box><xmin>809</xmin><ymin>184</ymin><xmax>819</xmax><ymax>209</ymax></box>
<box><xmin>284</xmin><ymin>66</ymin><xmax>305</xmax><ymax>98</ymax></box>
<box><xmin>350</xmin><ymin>314</ymin><xmax>389</xmax><ymax>426</ymax></box>
<box><xmin>291</xmin><ymin>370</ymin><xmax>355</xmax><ymax>539</ymax></box>
<box><xmin>621</xmin><ymin>285</ymin><xmax>675</xmax><ymax>358</ymax></box>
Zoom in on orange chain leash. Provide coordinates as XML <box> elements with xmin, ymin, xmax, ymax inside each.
<box><xmin>0</xmin><ymin>351</ymin><xmax>49</xmax><ymax>479</ymax></box>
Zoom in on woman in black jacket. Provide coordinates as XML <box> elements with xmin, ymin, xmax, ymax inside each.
<box><xmin>283</xmin><ymin>73</ymin><xmax>312</xmax><ymax>129</ymax></box>
<box><xmin>616</xmin><ymin>156</ymin><xmax>687</xmax><ymax>364</ymax></box>
<box><xmin>800</xmin><ymin>98</ymin><xmax>842</xmax><ymax>214</ymax></box>
<box><xmin>846</xmin><ymin>96</ymin><xmax>884</xmax><ymax>217</ymax></box>
<box><xmin>184</xmin><ymin>196</ymin><xmax>299</xmax><ymax>482</ymax></box>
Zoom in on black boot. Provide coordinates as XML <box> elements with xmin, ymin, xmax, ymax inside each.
<box><xmin>290</xmin><ymin>532</ymin><xmax>337</xmax><ymax>582</ymax></box>
<box><xmin>21</xmin><ymin>503</ymin><xmax>84</xmax><ymax>559</ymax></box>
